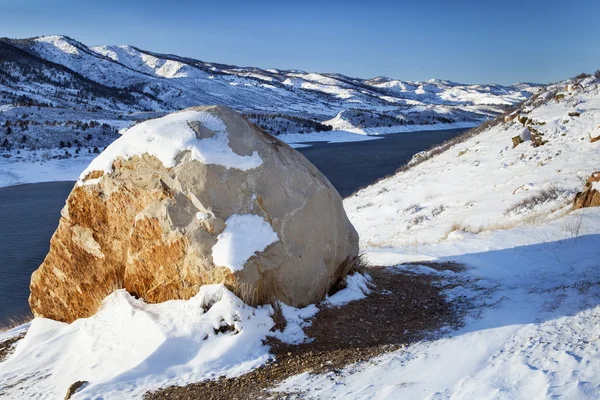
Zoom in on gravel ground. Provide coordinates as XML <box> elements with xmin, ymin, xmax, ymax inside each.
<box><xmin>146</xmin><ymin>262</ymin><xmax>468</xmax><ymax>400</ymax></box>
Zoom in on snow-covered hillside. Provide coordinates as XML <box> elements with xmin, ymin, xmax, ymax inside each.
<box><xmin>346</xmin><ymin>75</ymin><xmax>600</xmax><ymax>247</ymax></box>
<box><xmin>0</xmin><ymin>35</ymin><xmax>538</xmax><ymax>154</ymax></box>
<box><xmin>272</xmin><ymin>74</ymin><xmax>600</xmax><ymax>398</ymax></box>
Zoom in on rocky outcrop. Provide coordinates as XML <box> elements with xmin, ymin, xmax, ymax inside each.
<box><xmin>30</xmin><ymin>106</ymin><xmax>359</xmax><ymax>323</ymax></box>
<box><xmin>574</xmin><ymin>172</ymin><xmax>600</xmax><ymax>209</ymax></box>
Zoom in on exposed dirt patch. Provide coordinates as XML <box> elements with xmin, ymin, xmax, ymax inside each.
<box><xmin>146</xmin><ymin>263</ymin><xmax>468</xmax><ymax>400</ymax></box>
<box><xmin>0</xmin><ymin>332</ymin><xmax>26</xmax><ymax>363</ymax></box>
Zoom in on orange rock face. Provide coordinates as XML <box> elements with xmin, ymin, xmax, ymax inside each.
<box><xmin>574</xmin><ymin>172</ymin><xmax>600</xmax><ymax>209</ymax></box>
<box><xmin>29</xmin><ymin>159</ymin><xmax>232</xmax><ymax>323</ymax></box>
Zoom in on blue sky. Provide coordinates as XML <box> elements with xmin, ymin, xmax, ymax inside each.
<box><xmin>1</xmin><ymin>0</ymin><xmax>598</xmax><ymax>84</ymax></box>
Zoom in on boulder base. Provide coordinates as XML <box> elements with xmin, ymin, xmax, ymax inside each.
<box><xmin>30</xmin><ymin>106</ymin><xmax>359</xmax><ymax>323</ymax></box>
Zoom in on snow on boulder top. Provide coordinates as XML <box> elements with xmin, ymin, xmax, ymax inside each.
<box><xmin>79</xmin><ymin>106</ymin><xmax>263</xmax><ymax>181</ymax></box>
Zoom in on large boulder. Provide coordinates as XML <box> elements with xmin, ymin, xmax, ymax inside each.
<box><xmin>30</xmin><ymin>106</ymin><xmax>359</xmax><ymax>323</ymax></box>
<box><xmin>574</xmin><ymin>172</ymin><xmax>600</xmax><ymax>209</ymax></box>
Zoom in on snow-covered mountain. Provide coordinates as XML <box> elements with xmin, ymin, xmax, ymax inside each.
<box><xmin>0</xmin><ymin>35</ymin><xmax>539</xmax><ymax>151</ymax></box>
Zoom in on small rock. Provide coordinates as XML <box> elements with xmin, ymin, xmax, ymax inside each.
<box><xmin>64</xmin><ymin>381</ymin><xmax>88</xmax><ymax>400</ymax></box>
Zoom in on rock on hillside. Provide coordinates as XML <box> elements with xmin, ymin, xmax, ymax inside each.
<box><xmin>574</xmin><ymin>172</ymin><xmax>600</xmax><ymax>209</ymax></box>
<box><xmin>29</xmin><ymin>105</ymin><xmax>359</xmax><ymax>323</ymax></box>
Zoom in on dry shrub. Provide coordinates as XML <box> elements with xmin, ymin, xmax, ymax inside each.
<box><xmin>444</xmin><ymin>221</ymin><xmax>471</xmax><ymax>237</ymax></box>
<box><xmin>327</xmin><ymin>253</ymin><xmax>370</xmax><ymax>297</ymax></box>
<box><xmin>403</xmin><ymin>203</ymin><xmax>423</xmax><ymax>214</ymax></box>
<box><xmin>269</xmin><ymin>300</ymin><xmax>287</xmax><ymax>332</ymax></box>
<box><xmin>406</xmin><ymin>215</ymin><xmax>428</xmax><ymax>230</ymax></box>
<box><xmin>504</xmin><ymin>186</ymin><xmax>565</xmax><ymax>215</ymax></box>
<box><xmin>431</xmin><ymin>204</ymin><xmax>446</xmax><ymax>217</ymax></box>
<box><xmin>0</xmin><ymin>314</ymin><xmax>33</xmax><ymax>333</ymax></box>
<box><xmin>443</xmin><ymin>220</ymin><xmax>520</xmax><ymax>239</ymax></box>
<box><xmin>234</xmin><ymin>270</ymin><xmax>279</xmax><ymax>307</ymax></box>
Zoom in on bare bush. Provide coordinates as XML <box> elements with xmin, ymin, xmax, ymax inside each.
<box><xmin>443</xmin><ymin>220</ymin><xmax>519</xmax><ymax>239</ymax></box>
<box><xmin>406</xmin><ymin>215</ymin><xmax>428</xmax><ymax>230</ymax></box>
<box><xmin>504</xmin><ymin>186</ymin><xmax>566</xmax><ymax>215</ymax></box>
<box><xmin>0</xmin><ymin>314</ymin><xmax>32</xmax><ymax>332</ymax></box>
<box><xmin>575</xmin><ymin>72</ymin><xmax>591</xmax><ymax>80</ymax></box>
<box><xmin>561</xmin><ymin>213</ymin><xmax>584</xmax><ymax>242</ymax></box>
<box><xmin>403</xmin><ymin>203</ymin><xmax>423</xmax><ymax>214</ymax></box>
<box><xmin>356</xmin><ymin>202</ymin><xmax>374</xmax><ymax>210</ymax></box>
<box><xmin>431</xmin><ymin>205</ymin><xmax>446</xmax><ymax>217</ymax></box>
<box><xmin>327</xmin><ymin>253</ymin><xmax>370</xmax><ymax>296</ymax></box>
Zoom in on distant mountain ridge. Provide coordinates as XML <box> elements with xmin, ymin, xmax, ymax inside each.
<box><xmin>0</xmin><ymin>35</ymin><xmax>540</xmax><ymax>150</ymax></box>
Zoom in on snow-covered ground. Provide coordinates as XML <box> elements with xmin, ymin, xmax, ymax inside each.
<box><xmin>0</xmin><ymin>274</ymin><xmax>370</xmax><ymax>399</ymax></box>
<box><xmin>276</xmin><ymin>210</ymin><xmax>600</xmax><ymax>399</ymax></box>
<box><xmin>272</xmin><ymin>75</ymin><xmax>600</xmax><ymax>398</ymax></box>
<box><xmin>0</xmin><ymin>149</ymin><xmax>97</xmax><ymax>188</ymax></box>
<box><xmin>346</xmin><ymin>76</ymin><xmax>600</xmax><ymax>247</ymax></box>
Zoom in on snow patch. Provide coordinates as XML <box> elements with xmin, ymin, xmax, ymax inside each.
<box><xmin>196</xmin><ymin>212</ymin><xmax>210</xmax><ymax>221</ymax></box>
<box><xmin>0</xmin><ymin>286</ymin><xmax>275</xmax><ymax>399</ymax></box>
<box><xmin>272</xmin><ymin>303</ymin><xmax>319</xmax><ymax>345</ymax></box>
<box><xmin>211</xmin><ymin>214</ymin><xmax>279</xmax><ymax>272</ymax></box>
<box><xmin>325</xmin><ymin>273</ymin><xmax>372</xmax><ymax>307</ymax></box>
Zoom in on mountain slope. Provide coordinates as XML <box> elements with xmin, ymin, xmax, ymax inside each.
<box><xmin>346</xmin><ymin>74</ymin><xmax>600</xmax><ymax>247</ymax></box>
<box><xmin>271</xmin><ymin>73</ymin><xmax>600</xmax><ymax>398</ymax></box>
<box><xmin>0</xmin><ymin>35</ymin><xmax>538</xmax><ymax>151</ymax></box>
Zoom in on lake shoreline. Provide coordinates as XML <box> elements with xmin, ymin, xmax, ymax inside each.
<box><xmin>0</xmin><ymin>126</ymin><xmax>472</xmax><ymax>189</ymax></box>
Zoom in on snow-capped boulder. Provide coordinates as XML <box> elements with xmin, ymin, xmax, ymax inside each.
<box><xmin>29</xmin><ymin>105</ymin><xmax>359</xmax><ymax>323</ymax></box>
<box><xmin>574</xmin><ymin>172</ymin><xmax>600</xmax><ymax>209</ymax></box>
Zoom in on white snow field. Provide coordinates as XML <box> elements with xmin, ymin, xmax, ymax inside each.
<box><xmin>0</xmin><ymin>275</ymin><xmax>371</xmax><ymax>399</ymax></box>
<box><xmin>271</xmin><ymin>76</ymin><xmax>600</xmax><ymax>398</ymax></box>
<box><xmin>0</xmin><ymin>149</ymin><xmax>98</xmax><ymax>187</ymax></box>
